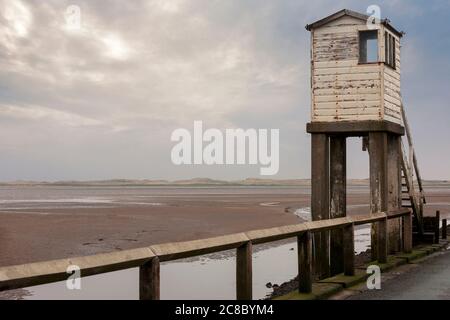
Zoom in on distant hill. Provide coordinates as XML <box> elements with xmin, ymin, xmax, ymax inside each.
<box><xmin>0</xmin><ymin>177</ymin><xmax>312</xmax><ymax>186</ymax></box>
<box><xmin>0</xmin><ymin>178</ymin><xmax>447</xmax><ymax>187</ymax></box>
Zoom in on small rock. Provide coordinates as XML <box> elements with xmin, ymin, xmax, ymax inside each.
<box><xmin>266</xmin><ymin>282</ymin><xmax>272</xmax><ymax>288</ymax></box>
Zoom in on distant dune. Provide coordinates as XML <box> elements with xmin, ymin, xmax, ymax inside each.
<box><xmin>0</xmin><ymin>178</ymin><xmax>448</xmax><ymax>187</ymax></box>
<box><xmin>0</xmin><ymin>178</ymin><xmax>309</xmax><ymax>187</ymax></box>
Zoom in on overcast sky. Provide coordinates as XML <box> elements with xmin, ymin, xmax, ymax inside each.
<box><xmin>0</xmin><ymin>0</ymin><xmax>449</xmax><ymax>181</ymax></box>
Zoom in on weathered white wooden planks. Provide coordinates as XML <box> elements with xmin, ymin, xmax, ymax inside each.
<box><xmin>312</xmin><ymin>114</ymin><xmax>381</xmax><ymax>122</ymax></box>
<box><xmin>314</xmin><ymin>65</ymin><xmax>379</xmax><ymax>76</ymax></box>
<box><xmin>382</xmin><ymin>31</ymin><xmax>401</xmax><ymax>124</ymax></box>
<box><xmin>314</xmin><ymin>72</ymin><xmax>380</xmax><ymax>82</ymax></box>
<box><xmin>314</xmin><ymin>106</ymin><xmax>380</xmax><ymax>116</ymax></box>
<box><xmin>310</xmin><ymin>14</ymin><xmax>403</xmax><ymax>125</ymax></box>
<box><xmin>315</xmin><ymin>93</ymin><xmax>380</xmax><ymax>103</ymax></box>
<box><xmin>314</xmin><ymin>86</ymin><xmax>380</xmax><ymax>96</ymax></box>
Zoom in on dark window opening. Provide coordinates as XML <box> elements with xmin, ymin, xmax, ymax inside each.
<box><xmin>385</xmin><ymin>31</ymin><xmax>396</xmax><ymax>69</ymax></box>
<box><xmin>359</xmin><ymin>30</ymin><xmax>378</xmax><ymax>63</ymax></box>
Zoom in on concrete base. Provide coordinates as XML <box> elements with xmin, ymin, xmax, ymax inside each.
<box><xmin>274</xmin><ymin>283</ymin><xmax>342</xmax><ymax>300</ymax></box>
<box><xmin>318</xmin><ymin>269</ymin><xmax>368</xmax><ymax>288</ymax></box>
<box><xmin>356</xmin><ymin>255</ymin><xmax>407</xmax><ymax>272</ymax></box>
<box><xmin>273</xmin><ymin>239</ymin><xmax>449</xmax><ymax>300</ymax></box>
<box><xmin>396</xmin><ymin>250</ymin><xmax>428</xmax><ymax>263</ymax></box>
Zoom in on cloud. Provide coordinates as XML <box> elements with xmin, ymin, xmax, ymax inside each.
<box><xmin>0</xmin><ymin>103</ymin><xmax>103</xmax><ymax>127</ymax></box>
<box><xmin>1</xmin><ymin>0</ymin><xmax>32</xmax><ymax>37</ymax></box>
<box><xmin>0</xmin><ymin>0</ymin><xmax>449</xmax><ymax>180</ymax></box>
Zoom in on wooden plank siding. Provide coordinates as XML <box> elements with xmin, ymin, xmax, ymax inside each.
<box><xmin>382</xmin><ymin>32</ymin><xmax>402</xmax><ymax>125</ymax></box>
<box><xmin>311</xmin><ymin>15</ymin><xmax>403</xmax><ymax>126</ymax></box>
<box><xmin>311</xmin><ymin>16</ymin><xmax>383</xmax><ymax>122</ymax></box>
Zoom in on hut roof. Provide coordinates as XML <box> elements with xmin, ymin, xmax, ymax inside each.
<box><xmin>305</xmin><ymin>9</ymin><xmax>404</xmax><ymax>38</ymax></box>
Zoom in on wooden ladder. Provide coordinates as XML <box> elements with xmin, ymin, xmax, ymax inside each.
<box><xmin>400</xmin><ymin>102</ymin><xmax>426</xmax><ymax>236</ymax></box>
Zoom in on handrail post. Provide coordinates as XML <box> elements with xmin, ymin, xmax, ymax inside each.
<box><xmin>236</xmin><ymin>241</ymin><xmax>252</xmax><ymax>300</ymax></box>
<box><xmin>298</xmin><ymin>231</ymin><xmax>312</xmax><ymax>293</ymax></box>
<box><xmin>442</xmin><ymin>219</ymin><xmax>447</xmax><ymax>240</ymax></box>
<box><xmin>402</xmin><ymin>211</ymin><xmax>412</xmax><ymax>253</ymax></box>
<box><xmin>378</xmin><ymin>217</ymin><xmax>388</xmax><ymax>263</ymax></box>
<box><xmin>435</xmin><ymin>211</ymin><xmax>440</xmax><ymax>244</ymax></box>
<box><xmin>343</xmin><ymin>224</ymin><xmax>355</xmax><ymax>276</ymax></box>
<box><xmin>139</xmin><ymin>257</ymin><xmax>160</xmax><ymax>300</ymax></box>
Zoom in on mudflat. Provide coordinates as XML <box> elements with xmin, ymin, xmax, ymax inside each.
<box><xmin>0</xmin><ymin>184</ymin><xmax>448</xmax><ymax>267</ymax></box>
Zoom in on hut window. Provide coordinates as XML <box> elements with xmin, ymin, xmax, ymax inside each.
<box><xmin>385</xmin><ymin>32</ymin><xmax>396</xmax><ymax>69</ymax></box>
<box><xmin>359</xmin><ymin>30</ymin><xmax>378</xmax><ymax>63</ymax></box>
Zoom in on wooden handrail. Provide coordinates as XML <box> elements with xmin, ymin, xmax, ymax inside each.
<box><xmin>0</xmin><ymin>247</ymin><xmax>155</xmax><ymax>291</ymax></box>
<box><xmin>400</xmin><ymin>102</ymin><xmax>426</xmax><ymax>203</ymax></box>
<box><xmin>0</xmin><ymin>208</ymin><xmax>412</xmax><ymax>299</ymax></box>
<box><xmin>150</xmin><ymin>233</ymin><xmax>250</xmax><ymax>262</ymax></box>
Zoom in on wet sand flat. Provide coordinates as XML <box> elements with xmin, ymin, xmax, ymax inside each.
<box><xmin>0</xmin><ymin>185</ymin><xmax>449</xmax><ymax>267</ymax></box>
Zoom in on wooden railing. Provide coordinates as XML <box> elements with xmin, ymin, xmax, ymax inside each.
<box><xmin>400</xmin><ymin>101</ymin><xmax>425</xmax><ymax>234</ymax></box>
<box><xmin>401</xmin><ymin>101</ymin><xmax>426</xmax><ymax>203</ymax></box>
<box><xmin>0</xmin><ymin>209</ymin><xmax>412</xmax><ymax>300</ymax></box>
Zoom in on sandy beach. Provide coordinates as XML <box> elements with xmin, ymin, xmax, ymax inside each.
<box><xmin>1</xmin><ymin>184</ymin><xmax>449</xmax><ymax>268</ymax></box>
